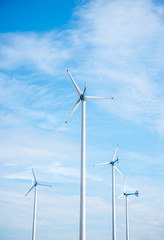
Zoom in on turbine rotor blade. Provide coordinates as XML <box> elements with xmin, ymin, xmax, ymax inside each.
<box><xmin>25</xmin><ymin>185</ymin><xmax>35</xmax><ymax>196</ymax></box>
<box><xmin>38</xmin><ymin>183</ymin><xmax>52</xmax><ymax>188</ymax></box>
<box><xmin>115</xmin><ymin>166</ymin><xmax>125</xmax><ymax>179</ymax></box>
<box><xmin>124</xmin><ymin>180</ymin><xmax>127</xmax><ymax>193</ymax></box>
<box><xmin>65</xmin><ymin>98</ymin><xmax>81</xmax><ymax>123</ymax></box>
<box><xmin>32</xmin><ymin>168</ymin><xmax>37</xmax><ymax>182</ymax></box>
<box><xmin>93</xmin><ymin>161</ymin><xmax>110</xmax><ymax>166</ymax></box>
<box><xmin>112</xmin><ymin>145</ymin><xmax>118</xmax><ymax>162</ymax></box>
<box><xmin>67</xmin><ymin>70</ymin><xmax>82</xmax><ymax>96</ymax></box>
<box><xmin>118</xmin><ymin>193</ymin><xmax>124</xmax><ymax>199</ymax></box>
<box><xmin>85</xmin><ymin>96</ymin><xmax>114</xmax><ymax>99</ymax></box>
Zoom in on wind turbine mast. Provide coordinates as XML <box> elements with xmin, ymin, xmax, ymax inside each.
<box><xmin>80</xmin><ymin>98</ymin><xmax>86</xmax><ymax>240</ymax></box>
<box><xmin>25</xmin><ymin>168</ymin><xmax>52</xmax><ymax>240</ymax></box>
<box><xmin>119</xmin><ymin>185</ymin><xmax>139</xmax><ymax>240</ymax></box>
<box><xmin>66</xmin><ymin>70</ymin><xmax>113</xmax><ymax>240</ymax></box>
<box><xmin>94</xmin><ymin>145</ymin><xmax>125</xmax><ymax>240</ymax></box>
<box><xmin>32</xmin><ymin>183</ymin><xmax>37</xmax><ymax>240</ymax></box>
<box><xmin>125</xmin><ymin>194</ymin><xmax>129</xmax><ymax>240</ymax></box>
<box><xmin>111</xmin><ymin>145</ymin><xmax>119</xmax><ymax>240</ymax></box>
<box><xmin>124</xmin><ymin>191</ymin><xmax>139</xmax><ymax>240</ymax></box>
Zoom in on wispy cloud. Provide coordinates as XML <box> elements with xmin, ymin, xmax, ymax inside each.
<box><xmin>71</xmin><ymin>0</ymin><xmax>164</xmax><ymax>131</ymax></box>
<box><xmin>0</xmin><ymin>0</ymin><xmax>164</xmax><ymax>134</ymax></box>
<box><xmin>0</xmin><ymin>32</ymin><xmax>71</xmax><ymax>74</ymax></box>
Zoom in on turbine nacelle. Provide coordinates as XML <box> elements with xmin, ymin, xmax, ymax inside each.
<box><xmin>119</xmin><ymin>189</ymin><xmax>139</xmax><ymax>200</ymax></box>
<box><xmin>80</xmin><ymin>86</ymin><xmax>87</xmax><ymax>100</ymax></box>
<box><xmin>124</xmin><ymin>190</ymin><xmax>139</xmax><ymax>197</ymax></box>
<box><xmin>80</xmin><ymin>90</ymin><xmax>86</xmax><ymax>101</ymax></box>
<box><xmin>110</xmin><ymin>156</ymin><xmax>119</xmax><ymax>165</ymax></box>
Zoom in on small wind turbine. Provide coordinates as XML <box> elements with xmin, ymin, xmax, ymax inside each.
<box><xmin>66</xmin><ymin>70</ymin><xmax>113</xmax><ymax>240</ymax></box>
<box><xmin>118</xmin><ymin>183</ymin><xmax>139</xmax><ymax>240</ymax></box>
<box><xmin>25</xmin><ymin>168</ymin><xmax>52</xmax><ymax>240</ymax></box>
<box><xmin>94</xmin><ymin>145</ymin><xmax>125</xmax><ymax>240</ymax></box>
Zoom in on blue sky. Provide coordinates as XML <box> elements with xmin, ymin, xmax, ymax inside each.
<box><xmin>0</xmin><ymin>0</ymin><xmax>164</xmax><ymax>239</ymax></box>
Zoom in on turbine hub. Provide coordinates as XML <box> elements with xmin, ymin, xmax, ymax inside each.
<box><xmin>80</xmin><ymin>94</ymin><xmax>86</xmax><ymax>101</ymax></box>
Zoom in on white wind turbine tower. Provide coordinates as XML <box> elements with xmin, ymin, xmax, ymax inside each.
<box><xmin>65</xmin><ymin>70</ymin><xmax>113</xmax><ymax>240</ymax></box>
<box><xmin>119</xmin><ymin>184</ymin><xmax>139</xmax><ymax>240</ymax></box>
<box><xmin>25</xmin><ymin>168</ymin><xmax>52</xmax><ymax>240</ymax></box>
<box><xmin>94</xmin><ymin>145</ymin><xmax>125</xmax><ymax>240</ymax></box>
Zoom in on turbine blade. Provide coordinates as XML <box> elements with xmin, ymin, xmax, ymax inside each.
<box><xmin>86</xmin><ymin>96</ymin><xmax>114</xmax><ymax>99</ymax></box>
<box><xmin>65</xmin><ymin>98</ymin><xmax>81</xmax><ymax>123</ymax></box>
<box><xmin>124</xmin><ymin>180</ymin><xmax>127</xmax><ymax>193</ymax></box>
<box><xmin>115</xmin><ymin>166</ymin><xmax>125</xmax><ymax>179</ymax></box>
<box><xmin>32</xmin><ymin>168</ymin><xmax>37</xmax><ymax>182</ymax></box>
<box><xmin>118</xmin><ymin>193</ymin><xmax>124</xmax><ymax>199</ymax></box>
<box><xmin>93</xmin><ymin>161</ymin><xmax>110</xmax><ymax>166</ymax></box>
<box><xmin>67</xmin><ymin>70</ymin><xmax>82</xmax><ymax>96</ymax></box>
<box><xmin>112</xmin><ymin>145</ymin><xmax>118</xmax><ymax>162</ymax></box>
<box><xmin>25</xmin><ymin>185</ymin><xmax>35</xmax><ymax>196</ymax></box>
<box><xmin>38</xmin><ymin>183</ymin><xmax>52</xmax><ymax>188</ymax></box>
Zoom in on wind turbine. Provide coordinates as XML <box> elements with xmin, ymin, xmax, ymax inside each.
<box><xmin>25</xmin><ymin>168</ymin><xmax>52</xmax><ymax>240</ymax></box>
<box><xmin>65</xmin><ymin>70</ymin><xmax>113</xmax><ymax>240</ymax></box>
<box><xmin>119</xmin><ymin>183</ymin><xmax>139</xmax><ymax>240</ymax></box>
<box><xmin>94</xmin><ymin>145</ymin><xmax>125</xmax><ymax>240</ymax></box>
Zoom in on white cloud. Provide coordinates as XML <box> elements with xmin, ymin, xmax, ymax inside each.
<box><xmin>0</xmin><ymin>32</ymin><xmax>71</xmax><ymax>75</ymax></box>
<box><xmin>0</xmin><ymin>0</ymin><xmax>164</xmax><ymax>134</ymax></box>
<box><xmin>0</xmin><ymin>72</ymin><xmax>69</xmax><ymax>130</ymax></box>
<box><xmin>71</xmin><ymin>0</ymin><xmax>164</xmax><ymax>132</ymax></box>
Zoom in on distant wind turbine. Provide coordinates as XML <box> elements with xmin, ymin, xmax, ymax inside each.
<box><xmin>94</xmin><ymin>145</ymin><xmax>125</xmax><ymax>240</ymax></box>
<box><xmin>66</xmin><ymin>70</ymin><xmax>113</xmax><ymax>240</ymax></box>
<box><xmin>25</xmin><ymin>168</ymin><xmax>52</xmax><ymax>240</ymax></box>
<box><xmin>118</xmin><ymin>183</ymin><xmax>139</xmax><ymax>240</ymax></box>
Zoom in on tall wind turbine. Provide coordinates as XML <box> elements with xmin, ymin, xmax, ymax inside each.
<box><xmin>25</xmin><ymin>168</ymin><xmax>52</xmax><ymax>240</ymax></box>
<box><xmin>119</xmin><ymin>185</ymin><xmax>139</xmax><ymax>240</ymax></box>
<box><xmin>94</xmin><ymin>145</ymin><xmax>125</xmax><ymax>240</ymax></box>
<box><xmin>65</xmin><ymin>70</ymin><xmax>113</xmax><ymax>240</ymax></box>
